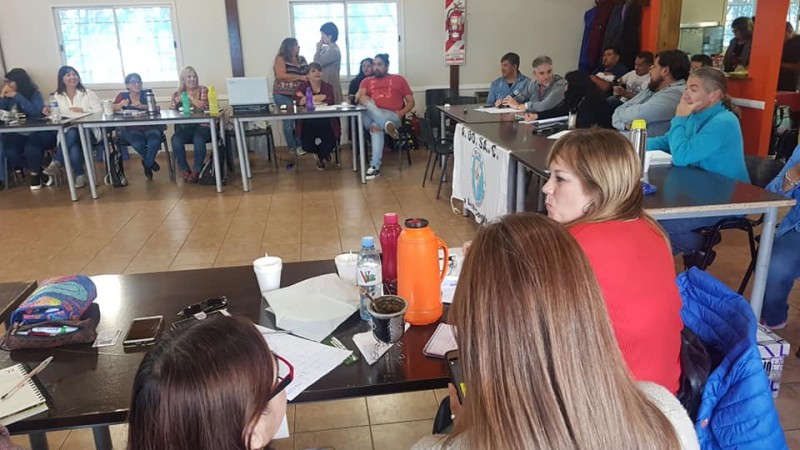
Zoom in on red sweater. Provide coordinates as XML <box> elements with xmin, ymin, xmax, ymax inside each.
<box><xmin>570</xmin><ymin>219</ymin><xmax>682</xmax><ymax>394</ymax></box>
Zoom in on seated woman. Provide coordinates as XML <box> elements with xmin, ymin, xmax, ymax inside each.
<box><xmin>0</xmin><ymin>68</ymin><xmax>56</xmax><ymax>190</ymax></box>
<box><xmin>542</xmin><ymin>128</ymin><xmax>682</xmax><ymax>394</ymax></box>
<box><xmin>524</xmin><ymin>70</ymin><xmax>612</xmax><ymax>129</ymax></box>
<box><xmin>128</xmin><ymin>315</ymin><xmax>289</xmax><ymax>449</ymax></box>
<box><xmin>760</xmin><ymin>144</ymin><xmax>800</xmax><ymax>330</ymax></box>
<box><xmin>170</xmin><ymin>66</ymin><xmax>210</xmax><ymax>183</ymax></box>
<box><xmin>295</xmin><ymin>62</ymin><xmax>339</xmax><ymax>170</ymax></box>
<box><xmin>348</xmin><ymin>58</ymin><xmax>373</xmax><ymax>105</ymax></box>
<box><xmin>413</xmin><ymin>214</ymin><xmax>697</xmax><ymax>449</ymax></box>
<box><xmin>42</xmin><ymin>65</ymin><xmax>102</xmax><ymax>189</ymax></box>
<box><xmin>113</xmin><ymin>73</ymin><xmax>164</xmax><ymax>180</ymax></box>
<box><xmin>647</xmin><ymin>67</ymin><xmax>750</xmax><ymax>260</ymax></box>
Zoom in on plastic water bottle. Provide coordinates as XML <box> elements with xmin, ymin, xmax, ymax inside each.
<box><xmin>48</xmin><ymin>93</ymin><xmax>59</xmax><ymax>122</ymax></box>
<box><xmin>629</xmin><ymin>119</ymin><xmax>647</xmax><ymax>175</ymax></box>
<box><xmin>305</xmin><ymin>86</ymin><xmax>315</xmax><ymax>111</ymax></box>
<box><xmin>181</xmin><ymin>91</ymin><xmax>191</xmax><ymax>117</ymax></box>
<box><xmin>357</xmin><ymin>236</ymin><xmax>383</xmax><ymax>321</ymax></box>
<box><xmin>208</xmin><ymin>85</ymin><xmax>219</xmax><ymax>117</ymax></box>
<box><xmin>379</xmin><ymin>213</ymin><xmax>403</xmax><ymax>291</ymax></box>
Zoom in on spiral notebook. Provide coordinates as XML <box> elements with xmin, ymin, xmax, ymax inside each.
<box><xmin>0</xmin><ymin>364</ymin><xmax>50</xmax><ymax>426</ymax></box>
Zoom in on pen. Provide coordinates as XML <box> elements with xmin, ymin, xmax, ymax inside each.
<box><xmin>0</xmin><ymin>356</ymin><xmax>53</xmax><ymax>401</ymax></box>
<box><xmin>30</xmin><ymin>326</ymin><xmax>79</xmax><ymax>335</ymax></box>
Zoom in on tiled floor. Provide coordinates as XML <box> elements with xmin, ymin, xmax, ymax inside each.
<box><xmin>2</xmin><ymin>145</ymin><xmax>799</xmax><ymax>449</ymax></box>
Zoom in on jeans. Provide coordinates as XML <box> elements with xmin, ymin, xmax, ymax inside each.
<box><xmin>273</xmin><ymin>93</ymin><xmax>299</xmax><ymax>149</ymax></box>
<box><xmin>171</xmin><ymin>124</ymin><xmax>211</xmax><ymax>173</ymax></box>
<box><xmin>659</xmin><ymin>216</ymin><xmax>732</xmax><ymax>255</ymax></box>
<box><xmin>3</xmin><ymin>131</ymin><xmax>57</xmax><ymax>174</ymax></box>
<box><xmin>55</xmin><ymin>128</ymin><xmax>85</xmax><ymax>176</ymax></box>
<box><xmin>363</xmin><ymin>100</ymin><xmax>400</xmax><ymax>170</ymax></box>
<box><xmin>119</xmin><ymin>127</ymin><xmax>162</xmax><ymax>168</ymax></box>
<box><xmin>761</xmin><ymin>229</ymin><xmax>800</xmax><ymax>326</ymax></box>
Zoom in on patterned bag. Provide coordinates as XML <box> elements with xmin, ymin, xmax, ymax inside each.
<box><xmin>10</xmin><ymin>275</ymin><xmax>97</xmax><ymax>326</ymax></box>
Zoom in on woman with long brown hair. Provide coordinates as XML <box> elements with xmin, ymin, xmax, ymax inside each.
<box><xmin>127</xmin><ymin>315</ymin><xmax>290</xmax><ymax>450</ymax></box>
<box><xmin>542</xmin><ymin>128</ymin><xmax>683</xmax><ymax>395</ymax></box>
<box><xmin>413</xmin><ymin>213</ymin><xmax>697</xmax><ymax>449</ymax></box>
<box><xmin>273</xmin><ymin>37</ymin><xmax>308</xmax><ymax>155</ymax></box>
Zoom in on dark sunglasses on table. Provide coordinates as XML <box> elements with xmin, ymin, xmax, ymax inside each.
<box><xmin>270</xmin><ymin>353</ymin><xmax>294</xmax><ymax>399</ymax></box>
<box><xmin>177</xmin><ymin>296</ymin><xmax>229</xmax><ymax>319</ymax></box>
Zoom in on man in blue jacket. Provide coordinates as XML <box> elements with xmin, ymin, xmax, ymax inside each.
<box><xmin>486</xmin><ymin>52</ymin><xmax>530</xmax><ymax>107</ymax></box>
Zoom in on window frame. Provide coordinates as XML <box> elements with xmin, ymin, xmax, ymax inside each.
<box><xmin>722</xmin><ymin>0</ymin><xmax>800</xmax><ymax>44</ymax></box>
<box><xmin>51</xmin><ymin>3</ymin><xmax>183</xmax><ymax>90</ymax></box>
<box><xmin>288</xmin><ymin>0</ymin><xmax>403</xmax><ymax>81</ymax></box>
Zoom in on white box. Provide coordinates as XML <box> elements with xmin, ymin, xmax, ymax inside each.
<box><xmin>757</xmin><ymin>325</ymin><xmax>791</xmax><ymax>398</ymax></box>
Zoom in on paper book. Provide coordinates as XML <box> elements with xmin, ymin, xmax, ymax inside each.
<box><xmin>0</xmin><ymin>364</ymin><xmax>49</xmax><ymax>426</ymax></box>
<box><xmin>423</xmin><ymin>323</ymin><xmax>458</xmax><ymax>358</ymax></box>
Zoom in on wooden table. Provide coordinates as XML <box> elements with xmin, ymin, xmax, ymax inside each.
<box><xmin>0</xmin><ymin>281</ymin><xmax>36</xmax><ymax>325</ymax></box>
<box><xmin>3</xmin><ymin>263</ymin><xmax>447</xmax><ymax>450</ymax></box>
<box><xmin>435</xmin><ymin>103</ymin><xmax>518</xmax><ymax>137</ymax></box>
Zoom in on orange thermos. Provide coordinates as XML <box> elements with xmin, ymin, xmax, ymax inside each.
<box><xmin>397</xmin><ymin>218</ymin><xmax>449</xmax><ymax>325</ymax></box>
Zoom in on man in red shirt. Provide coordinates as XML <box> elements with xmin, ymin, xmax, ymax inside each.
<box><xmin>356</xmin><ymin>53</ymin><xmax>415</xmax><ymax>180</ymax></box>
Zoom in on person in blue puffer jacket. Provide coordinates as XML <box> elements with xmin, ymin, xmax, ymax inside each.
<box><xmin>678</xmin><ymin>267</ymin><xmax>786</xmax><ymax>450</ymax></box>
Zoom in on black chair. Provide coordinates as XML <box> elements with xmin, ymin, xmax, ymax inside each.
<box><xmin>419</xmin><ymin>117</ymin><xmax>454</xmax><ymax>199</ymax></box>
<box><xmin>111</xmin><ymin>129</ymin><xmax>176</xmax><ymax>182</ymax></box>
<box><xmin>687</xmin><ymin>156</ymin><xmax>786</xmax><ymax>295</ymax></box>
<box><xmin>424</xmin><ymin>88</ymin><xmax>451</xmax><ymax>139</ymax></box>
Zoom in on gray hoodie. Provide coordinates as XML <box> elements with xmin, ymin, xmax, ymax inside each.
<box><xmin>517</xmin><ymin>74</ymin><xmax>567</xmax><ymax>113</ymax></box>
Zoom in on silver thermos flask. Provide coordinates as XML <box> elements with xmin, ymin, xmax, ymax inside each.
<box><xmin>145</xmin><ymin>90</ymin><xmax>157</xmax><ymax>116</ymax></box>
<box><xmin>629</xmin><ymin>119</ymin><xmax>647</xmax><ymax>174</ymax></box>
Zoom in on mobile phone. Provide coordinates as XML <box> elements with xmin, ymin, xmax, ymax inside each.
<box><xmin>123</xmin><ymin>315</ymin><xmax>164</xmax><ymax>347</ymax></box>
<box><xmin>445</xmin><ymin>350</ymin><xmax>466</xmax><ymax>404</ymax></box>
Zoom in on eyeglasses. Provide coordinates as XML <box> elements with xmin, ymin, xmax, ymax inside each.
<box><xmin>177</xmin><ymin>296</ymin><xmax>229</xmax><ymax>319</ymax></box>
<box><xmin>270</xmin><ymin>353</ymin><xmax>294</xmax><ymax>399</ymax></box>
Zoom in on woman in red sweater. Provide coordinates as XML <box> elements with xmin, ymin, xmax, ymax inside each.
<box><xmin>541</xmin><ymin>128</ymin><xmax>682</xmax><ymax>394</ymax></box>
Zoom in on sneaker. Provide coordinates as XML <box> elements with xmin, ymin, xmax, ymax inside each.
<box><xmin>180</xmin><ymin>169</ymin><xmax>192</xmax><ymax>182</ymax></box>
<box><xmin>75</xmin><ymin>174</ymin><xmax>87</xmax><ymax>189</ymax></box>
<box><xmin>315</xmin><ymin>155</ymin><xmax>326</xmax><ymax>171</ymax></box>
<box><xmin>151</xmin><ymin>161</ymin><xmax>161</xmax><ymax>172</ymax></box>
<box><xmin>187</xmin><ymin>171</ymin><xmax>199</xmax><ymax>183</ymax></box>
<box><xmin>42</xmin><ymin>173</ymin><xmax>53</xmax><ymax>187</ymax></box>
<box><xmin>366</xmin><ymin>166</ymin><xmax>380</xmax><ymax>180</ymax></box>
<box><xmin>384</xmin><ymin>121</ymin><xmax>400</xmax><ymax>139</ymax></box>
<box><xmin>142</xmin><ymin>161</ymin><xmax>153</xmax><ymax>180</ymax></box>
<box><xmin>29</xmin><ymin>174</ymin><xmax>42</xmax><ymax>191</ymax></box>
<box><xmin>43</xmin><ymin>160</ymin><xmax>62</xmax><ymax>178</ymax></box>
<box><xmin>760</xmin><ymin>318</ymin><xmax>788</xmax><ymax>331</ymax></box>
<box><xmin>294</xmin><ymin>146</ymin><xmax>307</xmax><ymax>156</ymax></box>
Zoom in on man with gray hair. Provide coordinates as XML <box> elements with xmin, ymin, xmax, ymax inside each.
<box><xmin>500</xmin><ymin>56</ymin><xmax>566</xmax><ymax>113</ymax></box>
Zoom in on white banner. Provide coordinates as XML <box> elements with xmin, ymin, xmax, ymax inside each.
<box><xmin>451</xmin><ymin>123</ymin><xmax>512</xmax><ymax>223</ymax></box>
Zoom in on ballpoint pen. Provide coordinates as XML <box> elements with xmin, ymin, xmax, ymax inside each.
<box><xmin>0</xmin><ymin>356</ymin><xmax>54</xmax><ymax>401</ymax></box>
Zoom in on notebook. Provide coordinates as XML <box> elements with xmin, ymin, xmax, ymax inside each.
<box><xmin>423</xmin><ymin>323</ymin><xmax>458</xmax><ymax>358</ymax></box>
<box><xmin>0</xmin><ymin>364</ymin><xmax>50</xmax><ymax>426</ymax></box>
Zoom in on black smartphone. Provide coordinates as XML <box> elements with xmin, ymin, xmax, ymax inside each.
<box><xmin>123</xmin><ymin>315</ymin><xmax>164</xmax><ymax>347</ymax></box>
<box><xmin>445</xmin><ymin>350</ymin><xmax>466</xmax><ymax>404</ymax></box>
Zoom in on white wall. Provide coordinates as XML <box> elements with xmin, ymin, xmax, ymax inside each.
<box><xmin>0</xmin><ymin>0</ymin><xmax>594</xmax><ymax>111</ymax></box>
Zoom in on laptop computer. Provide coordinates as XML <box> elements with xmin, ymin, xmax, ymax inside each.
<box><xmin>226</xmin><ymin>77</ymin><xmax>271</xmax><ymax>113</ymax></box>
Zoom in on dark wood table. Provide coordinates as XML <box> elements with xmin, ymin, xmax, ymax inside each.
<box><xmin>4</xmin><ymin>263</ymin><xmax>448</xmax><ymax>450</ymax></box>
<box><xmin>0</xmin><ymin>282</ymin><xmax>37</xmax><ymax>325</ymax></box>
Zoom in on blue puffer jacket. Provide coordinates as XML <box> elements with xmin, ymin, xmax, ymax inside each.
<box><xmin>678</xmin><ymin>268</ymin><xmax>787</xmax><ymax>450</ymax></box>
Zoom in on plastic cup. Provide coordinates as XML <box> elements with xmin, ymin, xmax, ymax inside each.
<box><xmin>334</xmin><ymin>253</ymin><xmax>358</xmax><ymax>284</ymax></box>
<box><xmin>102</xmin><ymin>99</ymin><xmax>113</xmax><ymax>116</ymax></box>
<box><xmin>254</xmin><ymin>256</ymin><xmax>283</xmax><ymax>293</ymax></box>
<box><xmin>368</xmin><ymin>296</ymin><xmax>408</xmax><ymax>344</ymax></box>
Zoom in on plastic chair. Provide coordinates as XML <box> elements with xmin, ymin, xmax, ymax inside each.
<box><xmin>419</xmin><ymin>117</ymin><xmax>454</xmax><ymax>199</ymax></box>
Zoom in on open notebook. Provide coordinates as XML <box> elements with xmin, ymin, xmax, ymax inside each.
<box><xmin>0</xmin><ymin>364</ymin><xmax>50</xmax><ymax>426</ymax></box>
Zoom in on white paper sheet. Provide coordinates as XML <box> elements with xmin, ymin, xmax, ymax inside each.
<box><xmin>547</xmin><ymin>129</ymin><xmax>574</xmax><ymax>140</ymax></box>
<box><xmin>263</xmin><ymin>274</ymin><xmax>359</xmax><ymax>342</ymax></box>
<box><xmin>646</xmin><ymin>150</ymin><xmax>673</xmax><ymax>166</ymax></box>
<box><xmin>519</xmin><ymin>115</ymin><xmax>569</xmax><ymax>125</ymax></box>
<box><xmin>256</xmin><ymin>325</ymin><xmax>351</xmax><ymax>401</ymax></box>
<box><xmin>351</xmin><ymin>323</ymin><xmax>411</xmax><ymax>365</ymax></box>
<box><xmin>474</xmin><ymin>106</ymin><xmax>517</xmax><ymax>114</ymax></box>
<box><xmin>311</xmin><ymin>104</ymin><xmax>338</xmax><ymax>111</ymax></box>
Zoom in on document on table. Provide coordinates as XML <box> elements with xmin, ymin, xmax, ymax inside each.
<box><xmin>474</xmin><ymin>106</ymin><xmax>517</xmax><ymax>114</ymax></box>
<box><xmin>519</xmin><ymin>115</ymin><xmax>569</xmax><ymax>125</ymax></box>
<box><xmin>256</xmin><ymin>325</ymin><xmax>352</xmax><ymax>401</ymax></box>
<box><xmin>547</xmin><ymin>130</ymin><xmax>573</xmax><ymax>140</ymax></box>
<box><xmin>312</xmin><ymin>105</ymin><xmax>339</xmax><ymax>111</ymax></box>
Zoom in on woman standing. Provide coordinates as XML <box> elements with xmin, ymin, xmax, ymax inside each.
<box><xmin>43</xmin><ymin>65</ymin><xmax>102</xmax><ymax>189</ymax></box>
<box><xmin>169</xmin><ymin>66</ymin><xmax>210</xmax><ymax>183</ymax></box>
<box><xmin>273</xmin><ymin>38</ymin><xmax>307</xmax><ymax>156</ymax></box>
<box><xmin>313</xmin><ymin>22</ymin><xmax>342</xmax><ymax>104</ymax></box>
<box><xmin>0</xmin><ymin>68</ymin><xmax>55</xmax><ymax>190</ymax></box>
<box><xmin>113</xmin><ymin>73</ymin><xmax>164</xmax><ymax>180</ymax></box>
<box><xmin>295</xmin><ymin>62</ymin><xmax>338</xmax><ymax>170</ymax></box>
<box><xmin>723</xmin><ymin>17</ymin><xmax>753</xmax><ymax>72</ymax></box>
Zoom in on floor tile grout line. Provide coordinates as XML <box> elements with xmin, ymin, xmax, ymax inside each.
<box><xmin>78</xmin><ymin>206</ymin><xmax>142</xmax><ymax>275</ymax></box>
<box><xmin>118</xmin><ymin>197</ymin><xmax>183</xmax><ymax>274</ymax></box>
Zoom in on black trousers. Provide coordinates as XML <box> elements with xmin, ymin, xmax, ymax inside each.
<box><xmin>300</xmin><ymin>119</ymin><xmax>335</xmax><ymax>159</ymax></box>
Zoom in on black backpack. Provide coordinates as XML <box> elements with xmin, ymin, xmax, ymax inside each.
<box><xmin>197</xmin><ymin>142</ymin><xmax>229</xmax><ymax>186</ymax></box>
<box><xmin>770</xmin><ymin>105</ymin><xmax>798</xmax><ymax>162</ymax></box>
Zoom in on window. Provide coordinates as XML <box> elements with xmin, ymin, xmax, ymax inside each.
<box><xmin>290</xmin><ymin>1</ymin><xmax>400</xmax><ymax>79</ymax></box>
<box><xmin>53</xmin><ymin>5</ymin><xmax>180</xmax><ymax>86</ymax></box>
<box><xmin>723</xmin><ymin>0</ymin><xmax>800</xmax><ymax>43</ymax></box>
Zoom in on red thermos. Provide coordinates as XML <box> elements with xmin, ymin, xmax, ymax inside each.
<box><xmin>380</xmin><ymin>213</ymin><xmax>403</xmax><ymax>287</ymax></box>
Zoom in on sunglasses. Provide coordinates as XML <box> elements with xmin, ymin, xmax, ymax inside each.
<box><xmin>177</xmin><ymin>296</ymin><xmax>229</xmax><ymax>319</ymax></box>
<box><xmin>270</xmin><ymin>354</ymin><xmax>294</xmax><ymax>399</ymax></box>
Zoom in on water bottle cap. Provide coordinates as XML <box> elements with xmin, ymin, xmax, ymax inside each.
<box><xmin>361</xmin><ymin>236</ymin><xmax>375</xmax><ymax>248</ymax></box>
<box><xmin>384</xmin><ymin>213</ymin><xmax>399</xmax><ymax>224</ymax></box>
<box><xmin>404</xmin><ymin>218</ymin><xmax>429</xmax><ymax>229</ymax></box>
<box><xmin>631</xmin><ymin>119</ymin><xmax>647</xmax><ymax>130</ymax></box>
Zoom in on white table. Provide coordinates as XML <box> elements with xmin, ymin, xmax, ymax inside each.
<box><xmin>231</xmin><ymin>105</ymin><xmax>367</xmax><ymax>190</ymax></box>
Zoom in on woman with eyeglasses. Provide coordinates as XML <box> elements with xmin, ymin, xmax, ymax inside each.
<box><xmin>113</xmin><ymin>73</ymin><xmax>164</xmax><ymax>180</ymax></box>
<box><xmin>128</xmin><ymin>315</ymin><xmax>292</xmax><ymax>450</ymax></box>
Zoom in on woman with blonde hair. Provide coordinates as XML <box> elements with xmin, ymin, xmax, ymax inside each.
<box><xmin>542</xmin><ymin>128</ymin><xmax>683</xmax><ymax>394</ymax></box>
<box><xmin>169</xmin><ymin>66</ymin><xmax>210</xmax><ymax>182</ymax></box>
<box><xmin>413</xmin><ymin>213</ymin><xmax>698</xmax><ymax>450</ymax></box>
